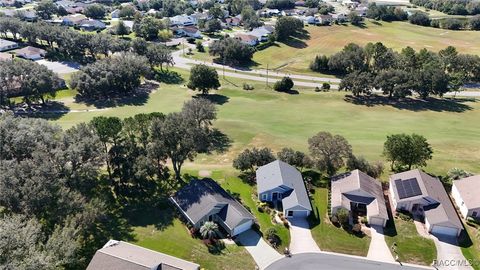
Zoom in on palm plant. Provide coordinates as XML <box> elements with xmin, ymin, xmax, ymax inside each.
<box><xmin>200</xmin><ymin>221</ymin><xmax>220</xmax><ymax>240</ymax></box>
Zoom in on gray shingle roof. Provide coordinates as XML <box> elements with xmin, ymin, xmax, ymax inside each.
<box><xmin>256</xmin><ymin>160</ymin><xmax>312</xmax><ymax>211</ymax></box>
<box><xmin>390</xmin><ymin>169</ymin><xmax>463</xmax><ymax>229</ymax></box>
<box><xmin>86</xmin><ymin>240</ymin><xmax>199</xmax><ymax>270</ymax></box>
<box><xmin>453</xmin><ymin>175</ymin><xmax>480</xmax><ymax>210</ymax></box>
<box><xmin>331</xmin><ymin>170</ymin><xmax>388</xmax><ymax>220</ymax></box>
<box><xmin>170</xmin><ymin>179</ymin><xmax>255</xmax><ymax>229</ymax></box>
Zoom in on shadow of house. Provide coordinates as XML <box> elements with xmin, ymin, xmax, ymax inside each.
<box><xmin>344</xmin><ymin>95</ymin><xmax>474</xmax><ymax>113</ymax></box>
<box><xmin>170</xmin><ymin>178</ymin><xmax>256</xmax><ymax>237</ymax></box>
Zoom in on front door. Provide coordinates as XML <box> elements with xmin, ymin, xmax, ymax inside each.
<box><xmin>272</xmin><ymin>192</ymin><xmax>278</xmax><ymax>201</ymax></box>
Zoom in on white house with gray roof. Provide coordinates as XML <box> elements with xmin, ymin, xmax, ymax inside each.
<box><xmin>389</xmin><ymin>169</ymin><xmax>463</xmax><ymax>237</ymax></box>
<box><xmin>331</xmin><ymin>170</ymin><xmax>389</xmax><ymax>227</ymax></box>
<box><xmin>87</xmin><ymin>240</ymin><xmax>199</xmax><ymax>270</ymax></box>
<box><xmin>451</xmin><ymin>175</ymin><xmax>480</xmax><ymax>220</ymax></box>
<box><xmin>256</xmin><ymin>160</ymin><xmax>312</xmax><ymax>218</ymax></box>
<box><xmin>170</xmin><ymin>178</ymin><xmax>255</xmax><ymax>237</ymax></box>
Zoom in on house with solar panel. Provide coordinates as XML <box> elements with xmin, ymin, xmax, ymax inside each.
<box><xmin>256</xmin><ymin>160</ymin><xmax>312</xmax><ymax>218</ymax></box>
<box><xmin>331</xmin><ymin>170</ymin><xmax>389</xmax><ymax>227</ymax></box>
<box><xmin>389</xmin><ymin>169</ymin><xmax>463</xmax><ymax>237</ymax></box>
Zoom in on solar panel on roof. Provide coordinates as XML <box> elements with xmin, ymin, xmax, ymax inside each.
<box><xmin>395</xmin><ymin>178</ymin><xmax>422</xmax><ymax>199</ymax></box>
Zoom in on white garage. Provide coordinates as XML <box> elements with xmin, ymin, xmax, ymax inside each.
<box><xmin>430</xmin><ymin>225</ymin><xmax>460</xmax><ymax>237</ymax></box>
<box><xmin>369</xmin><ymin>217</ymin><xmax>387</xmax><ymax>227</ymax></box>
<box><xmin>232</xmin><ymin>220</ymin><xmax>254</xmax><ymax>236</ymax></box>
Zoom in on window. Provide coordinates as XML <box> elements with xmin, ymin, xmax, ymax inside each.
<box><xmin>262</xmin><ymin>194</ymin><xmax>267</xmax><ymax>201</ymax></box>
<box><xmin>287</xmin><ymin>211</ymin><xmax>293</xmax><ymax>217</ymax></box>
<box><xmin>473</xmin><ymin>211</ymin><xmax>478</xmax><ymax>217</ymax></box>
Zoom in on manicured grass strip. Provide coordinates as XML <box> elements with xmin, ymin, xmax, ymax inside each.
<box><xmin>133</xmin><ymin>219</ymin><xmax>255</xmax><ymax>270</ymax></box>
<box><xmin>384</xmin><ymin>218</ymin><xmax>436</xmax><ymax>266</ymax></box>
<box><xmin>310</xmin><ymin>188</ymin><xmax>371</xmax><ymax>256</ymax></box>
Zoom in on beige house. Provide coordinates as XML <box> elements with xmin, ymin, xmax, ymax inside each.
<box><xmin>389</xmin><ymin>169</ymin><xmax>463</xmax><ymax>237</ymax></box>
<box><xmin>331</xmin><ymin>170</ymin><xmax>389</xmax><ymax>227</ymax></box>
<box><xmin>87</xmin><ymin>240</ymin><xmax>200</xmax><ymax>270</ymax></box>
<box><xmin>451</xmin><ymin>175</ymin><xmax>480</xmax><ymax>220</ymax></box>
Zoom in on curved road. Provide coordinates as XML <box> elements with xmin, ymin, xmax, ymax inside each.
<box><xmin>265</xmin><ymin>252</ymin><xmax>430</xmax><ymax>270</ymax></box>
<box><xmin>172</xmin><ymin>46</ymin><xmax>480</xmax><ymax>97</ymax></box>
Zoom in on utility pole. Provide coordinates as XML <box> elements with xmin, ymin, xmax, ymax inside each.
<box><xmin>223</xmin><ymin>55</ymin><xmax>225</xmax><ymax>78</ymax></box>
<box><xmin>266</xmin><ymin>63</ymin><xmax>269</xmax><ymax>87</ymax></box>
<box><xmin>182</xmin><ymin>40</ymin><xmax>185</xmax><ymax>56</ymax></box>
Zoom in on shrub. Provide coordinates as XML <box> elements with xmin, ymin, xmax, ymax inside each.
<box><xmin>196</xmin><ymin>41</ymin><xmax>205</xmax><ymax>52</ymax></box>
<box><xmin>243</xmin><ymin>83</ymin><xmax>255</xmax><ymax>90</ymax></box>
<box><xmin>283</xmin><ymin>219</ymin><xmax>290</xmax><ymax>228</ymax></box>
<box><xmin>409</xmin><ymin>12</ymin><xmax>431</xmax><ymax>26</ymax></box>
<box><xmin>273</xmin><ymin>77</ymin><xmax>294</xmax><ymax>92</ymax></box>
<box><xmin>352</xmin><ymin>223</ymin><xmax>362</xmax><ymax>234</ymax></box>
<box><xmin>187</xmin><ymin>37</ymin><xmax>196</xmax><ymax>44</ymax></box>
<box><xmin>396</xmin><ymin>212</ymin><xmax>412</xmax><ymax>221</ymax></box>
<box><xmin>257</xmin><ymin>206</ymin><xmax>264</xmax><ymax>213</ymax></box>
<box><xmin>441</xmin><ymin>18</ymin><xmax>463</xmax><ymax>30</ymax></box>
<box><xmin>336</xmin><ymin>208</ymin><xmax>350</xmax><ymax>225</ymax></box>
<box><xmin>314</xmin><ymin>86</ymin><xmax>321</xmax><ymax>92</ymax></box>
<box><xmin>361</xmin><ymin>216</ymin><xmax>368</xmax><ymax>224</ymax></box>
<box><xmin>321</xmin><ymin>82</ymin><xmax>331</xmax><ymax>91</ymax></box>
<box><xmin>330</xmin><ymin>215</ymin><xmax>339</xmax><ymax>225</ymax></box>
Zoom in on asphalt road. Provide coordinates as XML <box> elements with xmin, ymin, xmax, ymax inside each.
<box><xmin>265</xmin><ymin>252</ymin><xmax>430</xmax><ymax>270</ymax></box>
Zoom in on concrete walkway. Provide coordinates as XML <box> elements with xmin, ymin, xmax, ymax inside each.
<box><xmin>367</xmin><ymin>225</ymin><xmax>396</xmax><ymax>263</ymax></box>
<box><xmin>431</xmin><ymin>234</ymin><xmax>473</xmax><ymax>270</ymax></box>
<box><xmin>288</xmin><ymin>218</ymin><xmax>321</xmax><ymax>254</ymax></box>
<box><xmin>236</xmin><ymin>229</ymin><xmax>283</xmax><ymax>270</ymax></box>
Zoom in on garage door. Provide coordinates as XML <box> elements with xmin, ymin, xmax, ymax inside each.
<box><xmin>232</xmin><ymin>220</ymin><xmax>253</xmax><ymax>236</ymax></box>
<box><xmin>287</xmin><ymin>210</ymin><xmax>309</xmax><ymax>218</ymax></box>
<box><xmin>369</xmin><ymin>217</ymin><xmax>386</xmax><ymax>227</ymax></box>
<box><xmin>431</xmin><ymin>225</ymin><xmax>459</xmax><ymax>237</ymax></box>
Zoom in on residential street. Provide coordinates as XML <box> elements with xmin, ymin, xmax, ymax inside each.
<box><xmin>172</xmin><ymin>47</ymin><xmax>480</xmax><ymax>97</ymax></box>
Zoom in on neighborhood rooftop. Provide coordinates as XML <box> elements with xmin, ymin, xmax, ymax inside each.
<box><xmin>390</xmin><ymin>169</ymin><xmax>462</xmax><ymax>229</ymax></box>
<box><xmin>256</xmin><ymin>160</ymin><xmax>312</xmax><ymax>212</ymax></box>
<box><xmin>331</xmin><ymin>170</ymin><xmax>389</xmax><ymax>223</ymax></box>
<box><xmin>86</xmin><ymin>240</ymin><xmax>200</xmax><ymax>270</ymax></box>
<box><xmin>453</xmin><ymin>175</ymin><xmax>480</xmax><ymax>209</ymax></box>
<box><xmin>170</xmin><ymin>178</ymin><xmax>255</xmax><ymax>230</ymax></box>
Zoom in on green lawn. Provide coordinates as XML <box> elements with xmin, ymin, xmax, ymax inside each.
<box><xmin>133</xmin><ymin>218</ymin><xmax>255</xmax><ymax>270</ymax></box>
<box><xmin>50</xmin><ymin>70</ymin><xmax>480</xmax><ymax>177</ymax></box>
<box><xmin>217</xmin><ymin>171</ymin><xmax>291</xmax><ymax>251</ymax></box>
<box><xmin>461</xmin><ymin>223</ymin><xmax>480</xmax><ymax>270</ymax></box>
<box><xmin>384</xmin><ymin>218</ymin><xmax>436</xmax><ymax>266</ymax></box>
<box><xmin>310</xmin><ymin>188</ymin><xmax>371</xmax><ymax>256</ymax></box>
<box><xmin>253</xmin><ymin>20</ymin><xmax>480</xmax><ymax>74</ymax></box>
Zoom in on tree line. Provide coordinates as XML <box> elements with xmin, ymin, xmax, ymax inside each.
<box><xmin>233</xmin><ymin>131</ymin><xmax>433</xmax><ymax>181</ymax></box>
<box><xmin>366</xmin><ymin>3</ymin><xmax>480</xmax><ymax>30</ymax></box>
<box><xmin>310</xmin><ymin>42</ymin><xmax>480</xmax><ymax>98</ymax></box>
<box><xmin>0</xmin><ymin>98</ymin><xmax>229</xmax><ymax>269</ymax></box>
<box><xmin>410</xmin><ymin>0</ymin><xmax>480</xmax><ymax>15</ymax></box>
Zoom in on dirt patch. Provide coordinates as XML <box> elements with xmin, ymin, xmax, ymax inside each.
<box><xmin>199</xmin><ymin>170</ymin><xmax>212</xmax><ymax>178</ymax></box>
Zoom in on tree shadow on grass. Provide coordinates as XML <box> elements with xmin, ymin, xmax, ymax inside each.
<box><xmin>344</xmin><ymin>94</ymin><xmax>474</xmax><ymax>112</ymax></box>
<box><xmin>122</xmin><ymin>199</ymin><xmax>175</xmax><ymax>231</ymax></box>
<box><xmin>194</xmin><ymin>93</ymin><xmax>230</xmax><ymax>105</ymax></box>
<box><xmin>11</xmin><ymin>101</ymin><xmax>70</xmax><ymax>120</ymax></box>
<box><xmin>74</xmin><ymin>82</ymin><xmax>158</xmax><ymax>109</ymax></box>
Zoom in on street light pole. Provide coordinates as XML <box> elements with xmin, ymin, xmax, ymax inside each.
<box><xmin>266</xmin><ymin>63</ymin><xmax>269</xmax><ymax>87</ymax></box>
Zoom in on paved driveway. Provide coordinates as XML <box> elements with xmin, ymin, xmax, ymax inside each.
<box><xmin>431</xmin><ymin>234</ymin><xmax>473</xmax><ymax>270</ymax></box>
<box><xmin>367</xmin><ymin>225</ymin><xmax>396</xmax><ymax>263</ymax></box>
<box><xmin>288</xmin><ymin>218</ymin><xmax>321</xmax><ymax>254</ymax></box>
<box><xmin>236</xmin><ymin>229</ymin><xmax>282</xmax><ymax>270</ymax></box>
<box><xmin>36</xmin><ymin>60</ymin><xmax>80</xmax><ymax>75</ymax></box>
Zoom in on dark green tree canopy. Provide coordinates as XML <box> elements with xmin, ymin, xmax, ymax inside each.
<box><xmin>187</xmin><ymin>64</ymin><xmax>221</xmax><ymax>95</ymax></box>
